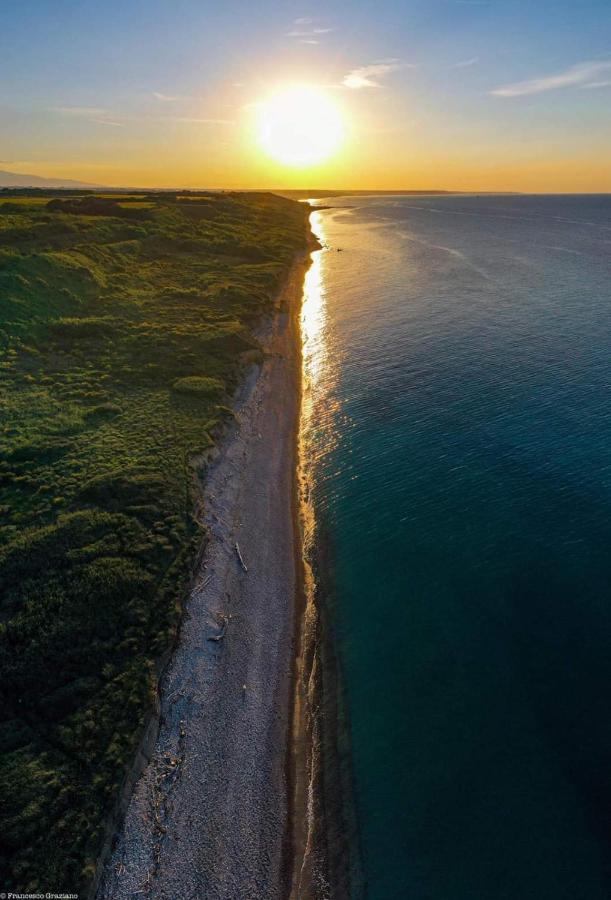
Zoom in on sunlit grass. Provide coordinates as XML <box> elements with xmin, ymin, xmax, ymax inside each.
<box><xmin>0</xmin><ymin>197</ymin><xmax>50</xmax><ymax>205</ymax></box>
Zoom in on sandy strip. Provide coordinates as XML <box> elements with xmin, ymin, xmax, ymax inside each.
<box><xmin>99</xmin><ymin>256</ymin><xmax>310</xmax><ymax>900</ymax></box>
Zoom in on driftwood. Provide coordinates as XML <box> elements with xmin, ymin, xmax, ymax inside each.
<box><xmin>235</xmin><ymin>542</ymin><xmax>248</xmax><ymax>572</ymax></box>
<box><xmin>207</xmin><ymin>615</ymin><xmax>228</xmax><ymax>642</ymax></box>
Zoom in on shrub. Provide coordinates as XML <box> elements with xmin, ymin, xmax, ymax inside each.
<box><xmin>171</xmin><ymin>375</ymin><xmax>225</xmax><ymax>398</ymax></box>
<box><xmin>83</xmin><ymin>403</ymin><xmax>121</xmax><ymax>421</ymax></box>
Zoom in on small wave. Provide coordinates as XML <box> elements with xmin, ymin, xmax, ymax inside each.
<box><xmin>398</xmin><ymin>230</ymin><xmax>494</xmax><ymax>282</ymax></box>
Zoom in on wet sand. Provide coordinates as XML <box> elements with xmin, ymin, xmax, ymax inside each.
<box><xmin>99</xmin><ymin>255</ymin><xmax>311</xmax><ymax>900</ymax></box>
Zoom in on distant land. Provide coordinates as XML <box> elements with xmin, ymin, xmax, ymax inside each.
<box><xmin>0</xmin><ymin>169</ymin><xmax>102</xmax><ymax>189</ymax></box>
<box><xmin>0</xmin><ymin>172</ymin><xmax>459</xmax><ymax>195</ymax></box>
<box><xmin>0</xmin><ymin>175</ymin><xmax>523</xmax><ymax>198</ymax></box>
<box><xmin>279</xmin><ymin>189</ymin><xmax>455</xmax><ymax>198</ymax></box>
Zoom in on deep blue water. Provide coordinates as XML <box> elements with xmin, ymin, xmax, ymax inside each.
<box><xmin>301</xmin><ymin>195</ymin><xmax>611</xmax><ymax>899</ymax></box>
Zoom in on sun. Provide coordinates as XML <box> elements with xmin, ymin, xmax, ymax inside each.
<box><xmin>256</xmin><ymin>85</ymin><xmax>344</xmax><ymax>167</ymax></box>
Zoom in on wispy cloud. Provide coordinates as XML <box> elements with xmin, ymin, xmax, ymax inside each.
<box><xmin>342</xmin><ymin>60</ymin><xmax>407</xmax><ymax>89</ymax></box>
<box><xmin>286</xmin><ymin>18</ymin><xmax>333</xmax><ymax>41</ymax></box>
<box><xmin>286</xmin><ymin>27</ymin><xmax>332</xmax><ymax>36</ymax></box>
<box><xmin>168</xmin><ymin>117</ymin><xmax>234</xmax><ymax>125</ymax></box>
<box><xmin>91</xmin><ymin>118</ymin><xmax>124</xmax><ymax>127</ymax></box>
<box><xmin>453</xmin><ymin>56</ymin><xmax>479</xmax><ymax>68</ymax></box>
<box><xmin>580</xmin><ymin>80</ymin><xmax>611</xmax><ymax>89</ymax></box>
<box><xmin>52</xmin><ymin>106</ymin><xmax>123</xmax><ymax>127</ymax></box>
<box><xmin>492</xmin><ymin>60</ymin><xmax>611</xmax><ymax>97</ymax></box>
<box><xmin>53</xmin><ymin>106</ymin><xmax>109</xmax><ymax>117</ymax></box>
<box><xmin>152</xmin><ymin>91</ymin><xmax>203</xmax><ymax>103</ymax></box>
<box><xmin>51</xmin><ymin>104</ymin><xmax>232</xmax><ymax>128</ymax></box>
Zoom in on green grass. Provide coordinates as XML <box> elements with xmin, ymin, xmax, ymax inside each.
<box><xmin>0</xmin><ymin>197</ymin><xmax>51</xmax><ymax>206</ymax></box>
<box><xmin>0</xmin><ymin>189</ymin><xmax>310</xmax><ymax>893</ymax></box>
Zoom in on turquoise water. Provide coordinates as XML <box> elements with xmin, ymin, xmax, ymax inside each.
<box><xmin>302</xmin><ymin>195</ymin><xmax>611</xmax><ymax>899</ymax></box>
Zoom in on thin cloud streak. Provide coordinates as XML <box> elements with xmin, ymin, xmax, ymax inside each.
<box><xmin>580</xmin><ymin>80</ymin><xmax>611</xmax><ymax>89</ymax></box>
<box><xmin>91</xmin><ymin>119</ymin><xmax>124</xmax><ymax>127</ymax></box>
<box><xmin>168</xmin><ymin>117</ymin><xmax>235</xmax><ymax>125</ymax></box>
<box><xmin>152</xmin><ymin>91</ymin><xmax>202</xmax><ymax>103</ymax></box>
<box><xmin>286</xmin><ymin>28</ymin><xmax>332</xmax><ymax>36</ymax></box>
<box><xmin>492</xmin><ymin>60</ymin><xmax>611</xmax><ymax>97</ymax></box>
<box><xmin>51</xmin><ymin>106</ymin><xmax>233</xmax><ymax>128</ymax></box>
<box><xmin>453</xmin><ymin>57</ymin><xmax>479</xmax><ymax>68</ymax></box>
<box><xmin>286</xmin><ymin>23</ymin><xmax>333</xmax><ymax>44</ymax></box>
<box><xmin>52</xmin><ymin>106</ymin><xmax>122</xmax><ymax>127</ymax></box>
<box><xmin>342</xmin><ymin>60</ymin><xmax>408</xmax><ymax>89</ymax></box>
<box><xmin>53</xmin><ymin>106</ymin><xmax>109</xmax><ymax>117</ymax></box>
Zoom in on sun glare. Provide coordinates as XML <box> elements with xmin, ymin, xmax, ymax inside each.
<box><xmin>256</xmin><ymin>85</ymin><xmax>344</xmax><ymax>167</ymax></box>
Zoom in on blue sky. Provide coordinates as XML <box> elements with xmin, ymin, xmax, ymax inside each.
<box><xmin>1</xmin><ymin>0</ymin><xmax>610</xmax><ymax>189</ymax></box>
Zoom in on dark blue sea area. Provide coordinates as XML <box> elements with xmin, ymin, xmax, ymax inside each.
<box><xmin>303</xmin><ymin>195</ymin><xmax>611</xmax><ymax>899</ymax></box>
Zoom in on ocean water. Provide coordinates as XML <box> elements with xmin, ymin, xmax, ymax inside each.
<box><xmin>300</xmin><ymin>195</ymin><xmax>611</xmax><ymax>899</ymax></box>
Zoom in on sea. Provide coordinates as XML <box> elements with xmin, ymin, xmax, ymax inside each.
<box><xmin>299</xmin><ymin>194</ymin><xmax>611</xmax><ymax>899</ymax></box>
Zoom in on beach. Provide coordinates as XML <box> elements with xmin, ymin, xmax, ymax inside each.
<box><xmin>98</xmin><ymin>250</ymin><xmax>313</xmax><ymax>900</ymax></box>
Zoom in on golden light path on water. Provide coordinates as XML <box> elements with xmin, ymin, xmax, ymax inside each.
<box><xmin>291</xmin><ymin>210</ymin><xmax>330</xmax><ymax>898</ymax></box>
<box><xmin>301</xmin><ymin>213</ymin><xmax>327</xmax><ymax>408</ymax></box>
<box><xmin>298</xmin><ymin>210</ymin><xmax>327</xmax><ymax>581</ymax></box>
<box><xmin>299</xmin><ymin>209</ymin><xmax>342</xmax><ymax>484</ymax></box>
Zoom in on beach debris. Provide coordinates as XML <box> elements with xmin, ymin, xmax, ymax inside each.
<box><xmin>207</xmin><ymin>613</ymin><xmax>229</xmax><ymax>642</ymax></box>
<box><xmin>235</xmin><ymin>542</ymin><xmax>248</xmax><ymax>572</ymax></box>
<box><xmin>214</xmin><ymin>512</ymin><xmax>231</xmax><ymax>529</ymax></box>
<box><xmin>141</xmin><ymin>869</ymin><xmax>153</xmax><ymax>891</ymax></box>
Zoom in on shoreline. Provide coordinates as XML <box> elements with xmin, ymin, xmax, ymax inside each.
<box><xmin>98</xmin><ymin>238</ymin><xmax>316</xmax><ymax>900</ymax></box>
<box><xmin>290</xmin><ymin>212</ymin><xmax>365</xmax><ymax>900</ymax></box>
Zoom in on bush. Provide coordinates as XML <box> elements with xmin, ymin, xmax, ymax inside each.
<box><xmin>171</xmin><ymin>375</ymin><xmax>225</xmax><ymax>398</ymax></box>
<box><xmin>83</xmin><ymin>403</ymin><xmax>121</xmax><ymax>421</ymax></box>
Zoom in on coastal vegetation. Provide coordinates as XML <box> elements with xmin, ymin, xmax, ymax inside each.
<box><xmin>0</xmin><ymin>190</ymin><xmax>309</xmax><ymax>893</ymax></box>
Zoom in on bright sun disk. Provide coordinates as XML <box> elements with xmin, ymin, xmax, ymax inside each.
<box><xmin>256</xmin><ymin>85</ymin><xmax>344</xmax><ymax>167</ymax></box>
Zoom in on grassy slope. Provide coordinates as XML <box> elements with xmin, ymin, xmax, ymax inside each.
<box><xmin>0</xmin><ymin>191</ymin><xmax>309</xmax><ymax>892</ymax></box>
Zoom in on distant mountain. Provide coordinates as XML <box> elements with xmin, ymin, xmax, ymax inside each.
<box><xmin>0</xmin><ymin>169</ymin><xmax>103</xmax><ymax>189</ymax></box>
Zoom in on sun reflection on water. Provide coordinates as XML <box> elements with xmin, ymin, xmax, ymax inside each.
<box><xmin>301</xmin><ymin>213</ymin><xmax>327</xmax><ymax>402</ymax></box>
<box><xmin>299</xmin><ymin>213</ymin><xmax>326</xmax><ymax>565</ymax></box>
<box><xmin>293</xmin><ymin>212</ymin><xmax>333</xmax><ymax>895</ymax></box>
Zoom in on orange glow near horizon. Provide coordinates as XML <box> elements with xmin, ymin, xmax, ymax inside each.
<box><xmin>7</xmin><ymin>108</ymin><xmax>611</xmax><ymax>194</ymax></box>
<box><xmin>10</xmin><ymin>137</ymin><xmax>611</xmax><ymax>193</ymax></box>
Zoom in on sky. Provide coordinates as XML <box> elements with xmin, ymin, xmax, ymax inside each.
<box><xmin>1</xmin><ymin>0</ymin><xmax>610</xmax><ymax>191</ymax></box>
